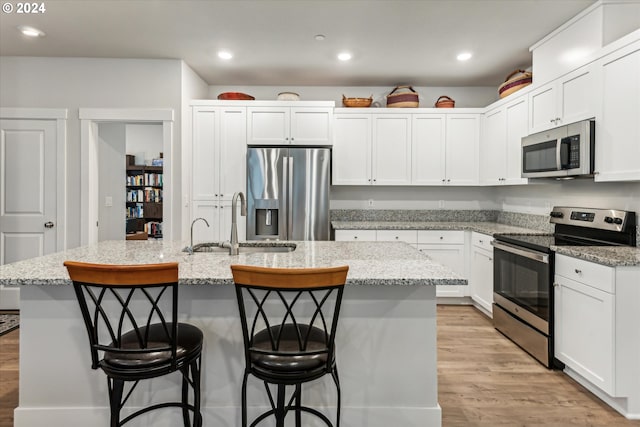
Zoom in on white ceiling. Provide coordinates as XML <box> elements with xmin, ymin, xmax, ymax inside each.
<box><xmin>0</xmin><ymin>0</ymin><xmax>597</xmax><ymax>87</ymax></box>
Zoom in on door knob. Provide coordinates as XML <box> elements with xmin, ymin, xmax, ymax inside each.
<box><xmin>44</xmin><ymin>221</ymin><xmax>54</xmax><ymax>228</ymax></box>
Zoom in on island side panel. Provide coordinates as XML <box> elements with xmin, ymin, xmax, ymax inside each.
<box><xmin>15</xmin><ymin>283</ymin><xmax>440</xmax><ymax>427</ymax></box>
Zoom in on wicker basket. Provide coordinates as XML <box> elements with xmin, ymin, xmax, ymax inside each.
<box><xmin>386</xmin><ymin>86</ymin><xmax>419</xmax><ymax>108</ymax></box>
<box><xmin>217</xmin><ymin>92</ymin><xmax>255</xmax><ymax>100</ymax></box>
<box><xmin>498</xmin><ymin>70</ymin><xmax>533</xmax><ymax>99</ymax></box>
<box><xmin>342</xmin><ymin>95</ymin><xmax>373</xmax><ymax>108</ymax></box>
<box><xmin>434</xmin><ymin>95</ymin><xmax>455</xmax><ymax>108</ymax></box>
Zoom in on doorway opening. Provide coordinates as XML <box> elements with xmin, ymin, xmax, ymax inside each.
<box><xmin>80</xmin><ymin>108</ymin><xmax>174</xmax><ymax>245</ymax></box>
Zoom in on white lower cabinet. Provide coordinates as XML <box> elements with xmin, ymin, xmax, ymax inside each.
<box><xmin>417</xmin><ymin>230</ymin><xmax>467</xmax><ymax>297</ymax></box>
<box><xmin>335</xmin><ymin>228</ymin><xmax>495</xmax><ymax>302</ymax></box>
<box><xmin>554</xmin><ymin>254</ymin><xmax>615</xmax><ymax>394</ymax></box>
<box><xmin>554</xmin><ymin>253</ymin><xmax>640</xmax><ymax>413</ymax></box>
<box><xmin>334</xmin><ymin>230</ymin><xmax>377</xmax><ymax>241</ymax></box>
<box><xmin>469</xmin><ymin>233</ymin><xmax>493</xmax><ymax>315</ymax></box>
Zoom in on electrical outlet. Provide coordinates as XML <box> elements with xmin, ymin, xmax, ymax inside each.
<box><xmin>368</xmin><ymin>199</ymin><xmax>374</xmax><ymax>207</ymax></box>
<box><xmin>105</xmin><ymin>196</ymin><xmax>113</xmax><ymax>207</ymax></box>
<box><xmin>439</xmin><ymin>200</ymin><xmax>445</xmax><ymax>209</ymax></box>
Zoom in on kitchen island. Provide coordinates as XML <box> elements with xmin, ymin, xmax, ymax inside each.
<box><xmin>0</xmin><ymin>240</ymin><xmax>465</xmax><ymax>427</ymax></box>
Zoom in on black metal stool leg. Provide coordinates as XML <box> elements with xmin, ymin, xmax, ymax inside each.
<box><xmin>295</xmin><ymin>383</ymin><xmax>302</xmax><ymax>427</ymax></box>
<box><xmin>275</xmin><ymin>384</ymin><xmax>286</xmax><ymax>427</ymax></box>
<box><xmin>332</xmin><ymin>367</ymin><xmax>341</xmax><ymax>427</ymax></box>
<box><xmin>192</xmin><ymin>357</ymin><xmax>202</xmax><ymax>427</ymax></box>
<box><xmin>241</xmin><ymin>371</ymin><xmax>249</xmax><ymax>427</ymax></box>
<box><xmin>108</xmin><ymin>377</ymin><xmax>124</xmax><ymax>427</ymax></box>
<box><xmin>181</xmin><ymin>365</ymin><xmax>191</xmax><ymax>427</ymax></box>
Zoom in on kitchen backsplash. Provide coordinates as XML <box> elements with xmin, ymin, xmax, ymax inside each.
<box><xmin>495</xmin><ymin>211</ymin><xmax>554</xmax><ymax>233</ymax></box>
<box><xmin>331</xmin><ymin>209</ymin><xmax>638</xmax><ymax>246</ymax></box>
<box><xmin>330</xmin><ymin>209</ymin><xmax>500</xmax><ymax>223</ymax></box>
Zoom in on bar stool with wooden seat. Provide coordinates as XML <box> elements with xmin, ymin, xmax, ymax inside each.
<box><xmin>64</xmin><ymin>261</ymin><xmax>203</xmax><ymax>427</ymax></box>
<box><xmin>230</xmin><ymin>264</ymin><xmax>349</xmax><ymax>427</ymax></box>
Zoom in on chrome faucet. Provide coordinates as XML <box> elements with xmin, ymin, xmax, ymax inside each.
<box><xmin>186</xmin><ymin>217</ymin><xmax>209</xmax><ymax>255</ymax></box>
<box><xmin>229</xmin><ymin>191</ymin><xmax>247</xmax><ymax>255</ymax></box>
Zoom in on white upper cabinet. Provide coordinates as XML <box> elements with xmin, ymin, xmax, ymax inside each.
<box><xmin>332</xmin><ymin>112</ymin><xmax>412</xmax><ymax>185</ymax></box>
<box><xmin>412</xmin><ymin>114</ymin><xmax>446</xmax><ymax>185</ymax></box>
<box><xmin>332</xmin><ymin>113</ymin><xmax>372</xmax><ymax>185</ymax></box>
<box><xmin>192</xmin><ymin>105</ymin><xmax>247</xmax><ymax>201</ymax></box>
<box><xmin>480</xmin><ymin>107</ymin><xmax>506</xmax><ymax>185</ymax></box>
<box><xmin>480</xmin><ymin>94</ymin><xmax>528</xmax><ymax>185</ymax></box>
<box><xmin>445</xmin><ymin>114</ymin><xmax>480</xmax><ymax>185</ymax></box>
<box><xmin>247</xmin><ymin>104</ymin><xmax>333</xmax><ymax>146</ymax></box>
<box><xmin>594</xmin><ymin>39</ymin><xmax>640</xmax><ymax>182</ymax></box>
<box><xmin>372</xmin><ymin>114</ymin><xmax>412</xmax><ymax>185</ymax></box>
<box><xmin>413</xmin><ymin>113</ymin><xmax>480</xmax><ymax>185</ymax></box>
<box><xmin>504</xmin><ymin>96</ymin><xmax>529</xmax><ymax>185</ymax></box>
<box><xmin>528</xmin><ymin>63</ymin><xmax>597</xmax><ymax>134</ymax></box>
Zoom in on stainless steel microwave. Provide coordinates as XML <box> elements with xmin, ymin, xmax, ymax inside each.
<box><xmin>521</xmin><ymin>120</ymin><xmax>595</xmax><ymax>178</ymax></box>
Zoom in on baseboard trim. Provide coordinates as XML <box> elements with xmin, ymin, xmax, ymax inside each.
<box><xmin>15</xmin><ymin>405</ymin><xmax>442</xmax><ymax>427</ymax></box>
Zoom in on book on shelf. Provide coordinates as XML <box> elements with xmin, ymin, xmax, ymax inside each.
<box><xmin>146</xmin><ymin>221</ymin><xmax>163</xmax><ymax>238</ymax></box>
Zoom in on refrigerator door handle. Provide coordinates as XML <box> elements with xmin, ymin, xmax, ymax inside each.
<box><xmin>287</xmin><ymin>156</ymin><xmax>294</xmax><ymax>238</ymax></box>
<box><xmin>282</xmin><ymin>156</ymin><xmax>288</xmax><ymax>239</ymax></box>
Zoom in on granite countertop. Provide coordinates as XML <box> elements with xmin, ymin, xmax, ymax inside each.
<box><xmin>0</xmin><ymin>240</ymin><xmax>466</xmax><ymax>287</ymax></box>
<box><xmin>332</xmin><ymin>220</ymin><xmax>640</xmax><ymax>267</ymax></box>
<box><xmin>331</xmin><ymin>220</ymin><xmax>548</xmax><ymax>237</ymax></box>
<box><xmin>552</xmin><ymin>245</ymin><xmax>640</xmax><ymax>267</ymax></box>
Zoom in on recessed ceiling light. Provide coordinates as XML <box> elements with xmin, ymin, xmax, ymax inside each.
<box><xmin>457</xmin><ymin>52</ymin><xmax>472</xmax><ymax>61</ymax></box>
<box><xmin>17</xmin><ymin>25</ymin><xmax>45</xmax><ymax>38</ymax></box>
<box><xmin>314</xmin><ymin>34</ymin><xmax>326</xmax><ymax>41</ymax></box>
<box><xmin>218</xmin><ymin>50</ymin><xmax>233</xmax><ymax>60</ymax></box>
<box><xmin>337</xmin><ymin>52</ymin><xmax>352</xmax><ymax>61</ymax></box>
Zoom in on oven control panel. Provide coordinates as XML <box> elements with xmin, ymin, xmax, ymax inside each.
<box><xmin>570</xmin><ymin>211</ymin><xmax>595</xmax><ymax>222</ymax></box>
<box><xmin>550</xmin><ymin>206</ymin><xmax>634</xmax><ymax>232</ymax></box>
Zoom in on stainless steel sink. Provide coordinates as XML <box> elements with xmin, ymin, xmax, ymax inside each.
<box><xmin>185</xmin><ymin>242</ymin><xmax>296</xmax><ymax>254</ymax></box>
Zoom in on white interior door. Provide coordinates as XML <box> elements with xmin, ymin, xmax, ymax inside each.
<box><xmin>0</xmin><ymin>119</ymin><xmax>58</xmax><ymax>264</ymax></box>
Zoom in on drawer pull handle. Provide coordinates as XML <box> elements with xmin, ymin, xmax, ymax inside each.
<box><xmin>439</xmin><ymin>236</ymin><xmax>443</xmax><ymax>240</ymax></box>
<box><xmin>574</xmin><ymin>269</ymin><xmax>582</xmax><ymax>274</ymax></box>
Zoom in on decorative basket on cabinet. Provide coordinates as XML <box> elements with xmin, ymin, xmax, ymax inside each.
<box><xmin>434</xmin><ymin>95</ymin><xmax>455</xmax><ymax>108</ymax></box>
<box><xmin>386</xmin><ymin>86</ymin><xmax>419</xmax><ymax>108</ymax></box>
<box><xmin>498</xmin><ymin>69</ymin><xmax>533</xmax><ymax>99</ymax></box>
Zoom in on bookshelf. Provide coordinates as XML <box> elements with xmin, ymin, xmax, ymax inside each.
<box><xmin>126</xmin><ymin>164</ymin><xmax>163</xmax><ymax>238</ymax></box>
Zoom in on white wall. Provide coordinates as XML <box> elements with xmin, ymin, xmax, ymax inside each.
<box><xmin>208</xmin><ymin>85</ymin><xmax>498</xmax><ymax>108</ymax></box>
<box><xmin>126</xmin><ymin>124</ymin><xmax>164</xmax><ymax>165</ymax></box>
<box><xmin>497</xmin><ymin>180</ymin><xmax>640</xmax><ymax>214</ymax></box>
<box><xmin>331</xmin><ymin>180</ymin><xmax>640</xmax><ymax>218</ymax></box>
<box><xmin>180</xmin><ymin>62</ymin><xmax>210</xmax><ymax>240</ymax></box>
<box><xmin>98</xmin><ymin>123</ymin><xmax>126</xmax><ymax>241</ymax></box>
<box><xmin>0</xmin><ymin>56</ymin><xmax>183</xmax><ymax>248</ymax></box>
<box><xmin>330</xmin><ymin>186</ymin><xmax>500</xmax><ymax>210</ymax></box>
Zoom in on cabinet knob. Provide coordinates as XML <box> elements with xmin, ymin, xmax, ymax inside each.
<box><xmin>447</xmin><ymin>179</ymin><xmax>451</xmax><ymax>183</ymax></box>
<box><xmin>479</xmin><ymin>240</ymin><xmax>483</xmax><ymax>243</ymax></box>
<box><xmin>395</xmin><ymin>236</ymin><xmax>399</xmax><ymax>240</ymax></box>
<box><xmin>373</xmin><ymin>179</ymin><xmax>377</xmax><ymax>182</ymax></box>
<box><xmin>354</xmin><ymin>236</ymin><xmax>358</xmax><ymax>239</ymax></box>
<box><xmin>574</xmin><ymin>268</ymin><xmax>582</xmax><ymax>274</ymax></box>
<box><xmin>439</xmin><ymin>236</ymin><xmax>444</xmax><ymax>240</ymax></box>
<box><xmin>442</xmin><ymin>179</ymin><xmax>445</xmax><ymax>183</ymax></box>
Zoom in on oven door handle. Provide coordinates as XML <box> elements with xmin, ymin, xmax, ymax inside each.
<box><xmin>491</xmin><ymin>240</ymin><xmax>549</xmax><ymax>264</ymax></box>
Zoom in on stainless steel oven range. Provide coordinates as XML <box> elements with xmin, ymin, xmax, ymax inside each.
<box><xmin>492</xmin><ymin>206</ymin><xmax>636</xmax><ymax>368</ymax></box>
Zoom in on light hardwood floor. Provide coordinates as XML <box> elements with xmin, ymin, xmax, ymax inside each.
<box><xmin>1</xmin><ymin>306</ymin><xmax>639</xmax><ymax>427</ymax></box>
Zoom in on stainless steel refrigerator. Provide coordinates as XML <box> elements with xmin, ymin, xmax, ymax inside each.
<box><xmin>246</xmin><ymin>147</ymin><xmax>330</xmax><ymax>240</ymax></box>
